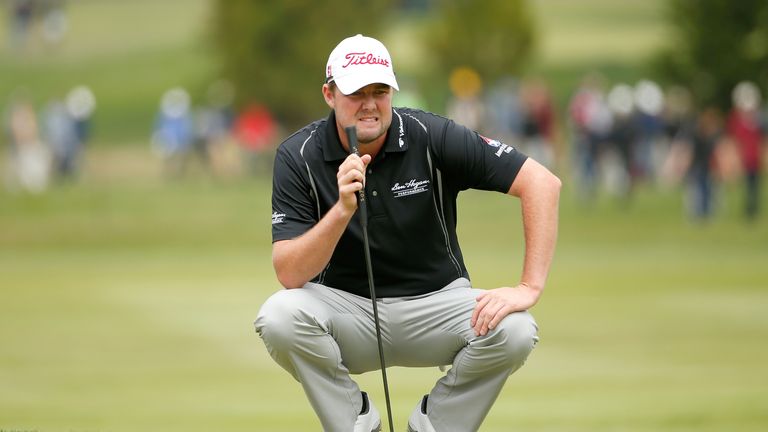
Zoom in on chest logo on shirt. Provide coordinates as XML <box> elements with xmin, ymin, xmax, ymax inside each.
<box><xmin>391</xmin><ymin>178</ymin><xmax>430</xmax><ymax>198</ymax></box>
<box><xmin>480</xmin><ymin>135</ymin><xmax>515</xmax><ymax>157</ymax></box>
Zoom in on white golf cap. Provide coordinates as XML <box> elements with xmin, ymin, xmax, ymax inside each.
<box><xmin>325</xmin><ymin>34</ymin><xmax>399</xmax><ymax>95</ymax></box>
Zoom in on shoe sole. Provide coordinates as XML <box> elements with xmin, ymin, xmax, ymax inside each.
<box><xmin>407</xmin><ymin>424</ymin><xmax>416</xmax><ymax>432</ymax></box>
<box><xmin>372</xmin><ymin>421</ymin><xmax>381</xmax><ymax>432</ymax></box>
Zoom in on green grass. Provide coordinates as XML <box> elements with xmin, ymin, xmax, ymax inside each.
<box><xmin>1</xmin><ymin>147</ymin><xmax>767</xmax><ymax>431</ymax></box>
<box><xmin>526</xmin><ymin>0</ymin><xmax>671</xmax><ymax>112</ymax></box>
<box><xmin>531</xmin><ymin>0</ymin><xmax>669</xmax><ymax>66</ymax></box>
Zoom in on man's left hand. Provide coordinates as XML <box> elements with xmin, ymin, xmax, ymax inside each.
<box><xmin>471</xmin><ymin>284</ymin><xmax>541</xmax><ymax>336</ymax></box>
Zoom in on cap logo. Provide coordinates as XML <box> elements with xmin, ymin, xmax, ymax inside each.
<box><xmin>325</xmin><ymin>35</ymin><xmax>399</xmax><ymax>94</ymax></box>
<box><xmin>342</xmin><ymin>52</ymin><xmax>390</xmax><ymax>69</ymax></box>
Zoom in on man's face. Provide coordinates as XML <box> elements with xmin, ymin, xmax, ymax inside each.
<box><xmin>324</xmin><ymin>83</ymin><xmax>393</xmax><ymax>146</ymax></box>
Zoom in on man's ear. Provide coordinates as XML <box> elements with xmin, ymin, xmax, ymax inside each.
<box><xmin>322</xmin><ymin>84</ymin><xmax>335</xmax><ymax>109</ymax></box>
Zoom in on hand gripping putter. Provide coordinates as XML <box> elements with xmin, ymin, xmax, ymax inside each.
<box><xmin>345</xmin><ymin>126</ymin><xmax>395</xmax><ymax>432</ymax></box>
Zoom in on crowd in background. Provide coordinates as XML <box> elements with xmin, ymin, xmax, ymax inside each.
<box><xmin>3</xmin><ymin>73</ymin><xmax>767</xmax><ymax>223</ymax></box>
<box><xmin>440</xmin><ymin>67</ymin><xmax>767</xmax><ymax>222</ymax></box>
<box><xmin>7</xmin><ymin>0</ymin><xmax>67</xmax><ymax>53</ymax></box>
<box><xmin>2</xmin><ymin>80</ymin><xmax>281</xmax><ymax>191</ymax></box>
<box><xmin>565</xmin><ymin>74</ymin><xmax>766</xmax><ymax>222</ymax></box>
<box><xmin>3</xmin><ymin>86</ymin><xmax>94</xmax><ymax>193</ymax></box>
<box><xmin>149</xmin><ymin>81</ymin><xmax>278</xmax><ymax>180</ymax></box>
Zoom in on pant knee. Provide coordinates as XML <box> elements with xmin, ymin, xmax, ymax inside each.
<box><xmin>479</xmin><ymin>311</ymin><xmax>539</xmax><ymax>370</ymax></box>
<box><xmin>501</xmin><ymin>311</ymin><xmax>539</xmax><ymax>362</ymax></box>
<box><xmin>254</xmin><ymin>290</ymin><xmax>308</xmax><ymax>353</ymax></box>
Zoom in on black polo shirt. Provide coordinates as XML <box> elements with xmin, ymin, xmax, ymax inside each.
<box><xmin>271</xmin><ymin>107</ymin><xmax>527</xmax><ymax>298</ymax></box>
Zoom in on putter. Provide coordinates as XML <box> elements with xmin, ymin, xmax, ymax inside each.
<box><xmin>345</xmin><ymin>126</ymin><xmax>395</xmax><ymax>432</ymax></box>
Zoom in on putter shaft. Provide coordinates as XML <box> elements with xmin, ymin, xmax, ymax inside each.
<box><xmin>345</xmin><ymin>126</ymin><xmax>395</xmax><ymax>432</ymax></box>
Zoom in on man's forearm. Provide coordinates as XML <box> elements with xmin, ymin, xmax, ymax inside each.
<box><xmin>508</xmin><ymin>159</ymin><xmax>561</xmax><ymax>296</ymax></box>
<box><xmin>272</xmin><ymin>202</ymin><xmax>354</xmax><ymax>288</ymax></box>
<box><xmin>519</xmin><ymin>181</ymin><xmax>560</xmax><ymax>294</ymax></box>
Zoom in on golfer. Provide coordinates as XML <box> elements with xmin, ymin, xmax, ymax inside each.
<box><xmin>256</xmin><ymin>34</ymin><xmax>561</xmax><ymax>432</ymax></box>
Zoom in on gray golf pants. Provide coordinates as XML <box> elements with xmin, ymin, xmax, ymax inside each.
<box><xmin>254</xmin><ymin>278</ymin><xmax>539</xmax><ymax>432</ymax></box>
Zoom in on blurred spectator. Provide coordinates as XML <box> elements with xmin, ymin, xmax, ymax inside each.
<box><xmin>8</xmin><ymin>0</ymin><xmax>34</xmax><ymax>52</ymax></box>
<box><xmin>42</xmin><ymin>98</ymin><xmax>78</xmax><ymax>179</ymax></box>
<box><xmin>519</xmin><ymin>77</ymin><xmax>557</xmax><ymax>169</ymax></box>
<box><xmin>568</xmin><ymin>73</ymin><xmax>612</xmax><ymax>200</ymax></box>
<box><xmin>66</xmin><ymin>85</ymin><xmax>96</xmax><ymax>150</ymax></box>
<box><xmin>447</xmin><ymin>66</ymin><xmax>484</xmax><ymax>131</ymax></box>
<box><xmin>194</xmin><ymin>80</ymin><xmax>240</xmax><ymax>177</ymax></box>
<box><xmin>7</xmin><ymin>0</ymin><xmax>68</xmax><ymax>52</ymax></box>
<box><xmin>40</xmin><ymin>85</ymin><xmax>94</xmax><ymax>181</ymax></box>
<box><xmin>633</xmin><ymin>80</ymin><xmax>666</xmax><ymax>182</ymax></box>
<box><xmin>233</xmin><ymin>102</ymin><xmax>278</xmax><ymax>176</ymax></box>
<box><xmin>727</xmin><ymin>81</ymin><xmax>766</xmax><ymax>220</ymax></box>
<box><xmin>605</xmin><ymin>83</ymin><xmax>635</xmax><ymax>198</ymax></box>
<box><xmin>685</xmin><ymin>107</ymin><xmax>725</xmax><ymax>221</ymax></box>
<box><xmin>151</xmin><ymin>87</ymin><xmax>194</xmax><ymax>177</ymax></box>
<box><xmin>39</xmin><ymin>0</ymin><xmax>68</xmax><ymax>47</ymax></box>
<box><xmin>659</xmin><ymin>86</ymin><xmax>696</xmax><ymax>188</ymax></box>
<box><xmin>485</xmin><ymin>76</ymin><xmax>522</xmax><ymax>147</ymax></box>
<box><xmin>662</xmin><ymin>86</ymin><xmax>695</xmax><ymax>142</ymax></box>
<box><xmin>4</xmin><ymin>93</ymin><xmax>51</xmax><ymax>193</ymax></box>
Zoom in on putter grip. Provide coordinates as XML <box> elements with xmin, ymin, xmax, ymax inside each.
<box><xmin>344</xmin><ymin>126</ymin><xmax>368</xmax><ymax>225</ymax></box>
<box><xmin>344</xmin><ymin>126</ymin><xmax>359</xmax><ymax>155</ymax></box>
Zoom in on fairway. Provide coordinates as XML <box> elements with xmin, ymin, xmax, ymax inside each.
<box><xmin>1</xmin><ymin>148</ymin><xmax>767</xmax><ymax>431</ymax></box>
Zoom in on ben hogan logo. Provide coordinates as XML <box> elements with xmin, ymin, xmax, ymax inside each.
<box><xmin>391</xmin><ymin>178</ymin><xmax>430</xmax><ymax>198</ymax></box>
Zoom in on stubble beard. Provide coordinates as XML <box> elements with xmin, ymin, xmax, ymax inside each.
<box><xmin>357</xmin><ymin>127</ymin><xmax>386</xmax><ymax>145</ymax></box>
<box><xmin>356</xmin><ymin>115</ymin><xmax>389</xmax><ymax>145</ymax></box>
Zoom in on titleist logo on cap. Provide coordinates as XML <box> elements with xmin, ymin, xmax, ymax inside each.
<box><xmin>342</xmin><ymin>52</ymin><xmax>390</xmax><ymax>69</ymax></box>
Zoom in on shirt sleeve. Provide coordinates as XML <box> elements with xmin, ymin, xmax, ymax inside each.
<box><xmin>271</xmin><ymin>145</ymin><xmax>318</xmax><ymax>242</ymax></box>
<box><xmin>431</xmin><ymin>117</ymin><xmax>528</xmax><ymax>193</ymax></box>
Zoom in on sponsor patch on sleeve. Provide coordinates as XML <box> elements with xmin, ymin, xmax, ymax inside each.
<box><xmin>480</xmin><ymin>135</ymin><xmax>515</xmax><ymax>157</ymax></box>
<box><xmin>271</xmin><ymin>211</ymin><xmax>286</xmax><ymax>225</ymax></box>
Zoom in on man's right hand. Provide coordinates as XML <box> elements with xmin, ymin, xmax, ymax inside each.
<box><xmin>336</xmin><ymin>153</ymin><xmax>372</xmax><ymax>215</ymax></box>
